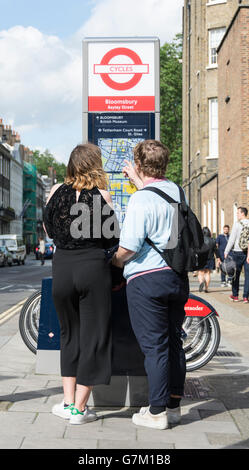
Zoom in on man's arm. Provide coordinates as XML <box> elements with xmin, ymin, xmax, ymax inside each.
<box><xmin>112</xmin><ymin>192</ymin><xmax>148</xmax><ymax>267</ymax></box>
<box><xmin>224</xmin><ymin>223</ymin><xmax>237</xmax><ymax>257</ymax></box>
<box><xmin>112</xmin><ymin>247</ymin><xmax>136</xmax><ymax>268</ymax></box>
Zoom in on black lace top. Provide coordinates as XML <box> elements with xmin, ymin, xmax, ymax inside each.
<box><xmin>43</xmin><ymin>183</ymin><xmax>120</xmax><ymax>250</ymax></box>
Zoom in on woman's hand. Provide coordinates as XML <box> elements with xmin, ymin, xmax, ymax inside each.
<box><xmin>122</xmin><ymin>160</ymin><xmax>143</xmax><ymax>189</ymax></box>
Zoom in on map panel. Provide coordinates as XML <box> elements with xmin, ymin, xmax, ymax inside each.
<box><xmin>88</xmin><ymin>112</ymin><xmax>155</xmax><ymax>222</ymax></box>
<box><xmin>99</xmin><ymin>137</ymin><xmax>141</xmax><ymax>172</ymax></box>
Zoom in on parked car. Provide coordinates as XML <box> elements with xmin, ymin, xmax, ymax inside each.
<box><xmin>0</xmin><ymin>246</ymin><xmax>14</xmax><ymax>267</ymax></box>
<box><xmin>35</xmin><ymin>242</ymin><xmax>54</xmax><ymax>260</ymax></box>
<box><xmin>0</xmin><ymin>235</ymin><xmax>26</xmax><ymax>265</ymax></box>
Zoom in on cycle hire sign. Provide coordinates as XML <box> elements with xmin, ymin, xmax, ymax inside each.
<box><xmin>87</xmin><ymin>40</ymin><xmax>157</xmax><ymax>112</ymax></box>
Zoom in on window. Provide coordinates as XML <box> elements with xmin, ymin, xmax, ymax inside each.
<box><xmin>212</xmin><ymin>199</ymin><xmax>217</xmax><ymax>235</ymax></box>
<box><xmin>220</xmin><ymin>209</ymin><xmax>225</xmax><ymax>232</ymax></box>
<box><xmin>208</xmin><ymin>201</ymin><xmax>212</xmax><ymax>232</ymax></box>
<box><xmin>203</xmin><ymin>203</ymin><xmax>207</xmax><ymax>227</ymax></box>
<box><xmin>233</xmin><ymin>203</ymin><xmax>238</xmax><ymax>224</ymax></box>
<box><xmin>207</xmin><ymin>0</ymin><xmax>227</xmax><ymax>4</ymax></box>
<box><xmin>209</xmin><ymin>27</ymin><xmax>226</xmax><ymax>65</ymax></box>
<box><xmin>209</xmin><ymin>98</ymin><xmax>219</xmax><ymax>158</ymax></box>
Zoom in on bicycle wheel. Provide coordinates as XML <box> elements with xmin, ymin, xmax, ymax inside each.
<box><xmin>183</xmin><ymin>314</ymin><xmax>220</xmax><ymax>372</ymax></box>
<box><xmin>19</xmin><ymin>291</ymin><xmax>41</xmax><ymax>354</ymax></box>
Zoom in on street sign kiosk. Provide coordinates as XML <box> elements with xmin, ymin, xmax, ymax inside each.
<box><xmin>36</xmin><ymin>37</ymin><xmax>161</xmax><ymax>406</ymax></box>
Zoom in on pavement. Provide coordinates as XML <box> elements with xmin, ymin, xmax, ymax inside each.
<box><xmin>0</xmin><ymin>271</ymin><xmax>249</xmax><ymax>450</ymax></box>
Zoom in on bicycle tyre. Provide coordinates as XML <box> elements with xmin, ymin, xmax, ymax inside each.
<box><xmin>184</xmin><ymin>315</ymin><xmax>220</xmax><ymax>372</ymax></box>
<box><xmin>19</xmin><ymin>291</ymin><xmax>41</xmax><ymax>354</ymax></box>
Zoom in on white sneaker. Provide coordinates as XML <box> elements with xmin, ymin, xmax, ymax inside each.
<box><xmin>52</xmin><ymin>400</ymin><xmax>74</xmax><ymax>419</ymax></box>
<box><xmin>132</xmin><ymin>406</ymin><xmax>168</xmax><ymax>430</ymax></box>
<box><xmin>69</xmin><ymin>406</ymin><xmax>98</xmax><ymax>425</ymax></box>
<box><xmin>167</xmin><ymin>406</ymin><xmax>181</xmax><ymax>425</ymax></box>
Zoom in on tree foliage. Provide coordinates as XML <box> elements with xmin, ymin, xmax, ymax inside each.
<box><xmin>160</xmin><ymin>33</ymin><xmax>182</xmax><ymax>184</ymax></box>
<box><xmin>32</xmin><ymin>149</ymin><xmax>67</xmax><ymax>183</ymax></box>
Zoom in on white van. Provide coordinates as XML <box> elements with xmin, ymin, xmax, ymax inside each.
<box><xmin>0</xmin><ymin>235</ymin><xmax>26</xmax><ymax>265</ymax></box>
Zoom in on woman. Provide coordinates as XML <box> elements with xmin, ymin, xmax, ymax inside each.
<box><xmin>43</xmin><ymin>143</ymin><xmax>119</xmax><ymax>425</ymax></box>
<box><xmin>198</xmin><ymin>227</ymin><xmax>217</xmax><ymax>293</ymax></box>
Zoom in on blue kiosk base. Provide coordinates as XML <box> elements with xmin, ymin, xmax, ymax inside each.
<box><xmin>36</xmin><ymin>277</ymin><xmax>148</xmax><ymax>406</ymax></box>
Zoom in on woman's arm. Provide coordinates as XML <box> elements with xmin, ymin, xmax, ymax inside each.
<box><xmin>98</xmin><ymin>189</ymin><xmax>114</xmax><ymax>208</ymax></box>
<box><xmin>46</xmin><ymin>183</ymin><xmax>62</xmax><ymax>204</ymax></box>
<box><xmin>43</xmin><ymin>184</ymin><xmax>62</xmax><ymax>239</ymax></box>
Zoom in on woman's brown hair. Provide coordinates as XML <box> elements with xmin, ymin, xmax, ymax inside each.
<box><xmin>133</xmin><ymin>139</ymin><xmax>170</xmax><ymax>178</ymax></box>
<box><xmin>65</xmin><ymin>143</ymin><xmax>108</xmax><ymax>191</ymax></box>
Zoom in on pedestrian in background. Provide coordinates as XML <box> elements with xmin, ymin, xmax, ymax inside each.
<box><xmin>198</xmin><ymin>227</ymin><xmax>217</xmax><ymax>293</ymax></box>
<box><xmin>216</xmin><ymin>225</ymin><xmax>231</xmax><ymax>287</ymax></box>
<box><xmin>38</xmin><ymin>237</ymin><xmax>45</xmax><ymax>265</ymax></box>
<box><xmin>43</xmin><ymin>143</ymin><xmax>119</xmax><ymax>424</ymax></box>
<box><xmin>224</xmin><ymin>207</ymin><xmax>249</xmax><ymax>303</ymax></box>
<box><xmin>112</xmin><ymin>140</ymin><xmax>189</xmax><ymax>430</ymax></box>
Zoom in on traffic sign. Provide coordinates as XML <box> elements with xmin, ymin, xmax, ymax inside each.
<box><xmin>94</xmin><ymin>47</ymin><xmax>149</xmax><ymax>91</ymax></box>
<box><xmin>84</xmin><ymin>38</ymin><xmax>159</xmax><ymax>112</ymax></box>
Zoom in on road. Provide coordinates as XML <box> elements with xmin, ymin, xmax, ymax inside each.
<box><xmin>0</xmin><ymin>253</ymin><xmax>52</xmax><ymax>315</ymax></box>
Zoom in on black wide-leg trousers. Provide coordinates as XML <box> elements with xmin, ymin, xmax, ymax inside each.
<box><xmin>52</xmin><ymin>247</ymin><xmax>112</xmax><ymax>386</ymax></box>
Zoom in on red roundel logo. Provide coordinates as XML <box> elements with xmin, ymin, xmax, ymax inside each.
<box><xmin>94</xmin><ymin>47</ymin><xmax>149</xmax><ymax>91</ymax></box>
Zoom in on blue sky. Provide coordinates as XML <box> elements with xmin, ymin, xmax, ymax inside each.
<box><xmin>0</xmin><ymin>0</ymin><xmax>92</xmax><ymax>38</ymax></box>
<box><xmin>0</xmin><ymin>0</ymin><xmax>183</xmax><ymax>164</ymax></box>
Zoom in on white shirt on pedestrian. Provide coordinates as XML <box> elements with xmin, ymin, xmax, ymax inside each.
<box><xmin>224</xmin><ymin>219</ymin><xmax>249</xmax><ymax>254</ymax></box>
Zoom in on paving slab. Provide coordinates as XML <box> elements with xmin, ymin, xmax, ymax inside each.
<box><xmin>0</xmin><ymin>293</ymin><xmax>249</xmax><ymax>450</ymax></box>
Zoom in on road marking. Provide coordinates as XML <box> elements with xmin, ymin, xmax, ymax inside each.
<box><xmin>0</xmin><ymin>298</ymin><xmax>28</xmax><ymax>325</ymax></box>
<box><xmin>0</xmin><ymin>285</ymin><xmax>14</xmax><ymax>290</ymax></box>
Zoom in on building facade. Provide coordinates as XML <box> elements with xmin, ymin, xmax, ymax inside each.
<box><xmin>10</xmin><ymin>142</ymin><xmax>23</xmax><ymax>236</ymax></box>
<box><xmin>182</xmin><ymin>0</ymin><xmax>249</xmax><ymax>235</ymax></box>
<box><xmin>217</xmin><ymin>6</ymin><xmax>249</xmax><ymax>226</ymax></box>
<box><xmin>36</xmin><ymin>174</ymin><xmax>45</xmax><ymax>240</ymax></box>
<box><xmin>0</xmin><ymin>120</ymin><xmax>20</xmax><ymax>234</ymax></box>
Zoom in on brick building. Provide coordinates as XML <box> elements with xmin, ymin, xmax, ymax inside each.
<box><xmin>217</xmin><ymin>5</ymin><xmax>249</xmax><ymax>228</ymax></box>
<box><xmin>182</xmin><ymin>0</ymin><xmax>249</xmax><ymax>236</ymax></box>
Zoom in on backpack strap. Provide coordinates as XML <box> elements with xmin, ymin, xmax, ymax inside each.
<box><xmin>142</xmin><ymin>186</ymin><xmax>178</xmax><ymax>205</ymax></box>
<box><xmin>142</xmin><ymin>186</ymin><xmax>179</xmax><ymax>254</ymax></box>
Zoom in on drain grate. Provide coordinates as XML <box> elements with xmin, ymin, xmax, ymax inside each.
<box><xmin>215</xmin><ymin>350</ymin><xmax>241</xmax><ymax>357</ymax></box>
<box><xmin>184</xmin><ymin>378</ymin><xmax>210</xmax><ymax>399</ymax></box>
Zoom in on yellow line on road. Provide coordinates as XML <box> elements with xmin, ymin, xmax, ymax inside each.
<box><xmin>0</xmin><ymin>298</ymin><xmax>28</xmax><ymax>325</ymax></box>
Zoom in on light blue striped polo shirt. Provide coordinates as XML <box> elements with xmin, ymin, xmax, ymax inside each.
<box><xmin>119</xmin><ymin>178</ymin><xmax>184</xmax><ymax>281</ymax></box>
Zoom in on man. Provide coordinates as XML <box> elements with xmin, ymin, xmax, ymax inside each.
<box><xmin>224</xmin><ymin>207</ymin><xmax>249</xmax><ymax>303</ymax></box>
<box><xmin>216</xmin><ymin>225</ymin><xmax>231</xmax><ymax>286</ymax></box>
<box><xmin>38</xmin><ymin>237</ymin><xmax>45</xmax><ymax>265</ymax></box>
<box><xmin>112</xmin><ymin>140</ymin><xmax>189</xmax><ymax>430</ymax></box>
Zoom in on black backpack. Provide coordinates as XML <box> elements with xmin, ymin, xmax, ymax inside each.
<box><xmin>143</xmin><ymin>185</ymin><xmax>210</xmax><ymax>275</ymax></box>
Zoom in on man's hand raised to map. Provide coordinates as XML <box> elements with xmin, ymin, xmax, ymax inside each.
<box><xmin>122</xmin><ymin>160</ymin><xmax>144</xmax><ymax>189</ymax></box>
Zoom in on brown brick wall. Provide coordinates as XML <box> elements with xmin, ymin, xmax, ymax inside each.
<box><xmin>218</xmin><ymin>7</ymin><xmax>249</xmax><ymax>230</ymax></box>
<box><xmin>182</xmin><ymin>1</ymin><xmax>249</xmax><ymax>226</ymax></box>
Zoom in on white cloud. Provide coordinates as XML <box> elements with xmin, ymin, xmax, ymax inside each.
<box><xmin>74</xmin><ymin>0</ymin><xmax>183</xmax><ymax>46</ymax></box>
<box><xmin>0</xmin><ymin>26</ymin><xmax>81</xmax><ymax>129</ymax></box>
<box><xmin>0</xmin><ymin>0</ymin><xmax>183</xmax><ymax>163</ymax></box>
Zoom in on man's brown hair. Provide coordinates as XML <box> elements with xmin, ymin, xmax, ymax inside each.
<box><xmin>133</xmin><ymin>139</ymin><xmax>170</xmax><ymax>178</ymax></box>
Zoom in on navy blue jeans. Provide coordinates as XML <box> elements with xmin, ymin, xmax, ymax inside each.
<box><xmin>126</xmin><ymin>269</ymin><xmax>189</xmax><ymax>407</ymax></box>
<box><xmin>232</xmin><ymin>251</ymin><xmax>249</xmax><ymax>298</ymax></box>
